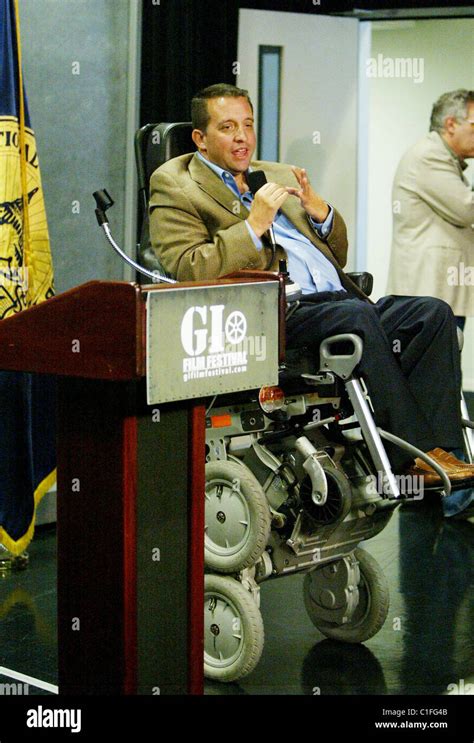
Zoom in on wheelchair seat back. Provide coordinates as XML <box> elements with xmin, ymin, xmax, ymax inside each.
<box><xmin>135</xmin><ymin>122</ymin><xmax>193</xmax><ymax>276</ymax></box>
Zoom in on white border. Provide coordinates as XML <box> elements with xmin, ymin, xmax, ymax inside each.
<box><xmin>0</xmin><ymin>666</ymin><xmax>58</xmax><ymax>694</ymax></box>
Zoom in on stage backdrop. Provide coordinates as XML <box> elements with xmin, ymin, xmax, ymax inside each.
<box><xmin>17</xmin><ymin>0</ymin><xmax>140</xmax><ymax>291</ymax></box>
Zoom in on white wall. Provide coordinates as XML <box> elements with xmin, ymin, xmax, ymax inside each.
<box><xmin>236</xmin><ymin>11</ymin><xmax>474</xmax><ymax>388</ymax></box>
<box><xmin>237</xmin><ymin>9</ymin><xmax>359</xmax><ymax>270</ymax></box>
<box><xmin>366</xmin><ymin>19</ymin><xmax>474</xmax><ymax>388</ymax></box>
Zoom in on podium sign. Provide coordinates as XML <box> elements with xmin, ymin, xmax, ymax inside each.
<box><xmin>146</xmin><ymin>281</ymin><xmax>279</xmax><ymax>404</ymax></box>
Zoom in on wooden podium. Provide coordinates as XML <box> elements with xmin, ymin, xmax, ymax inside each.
<box><xmin>0</xmin><ymin>278</ymin><xmax>279</xmax><ymax>695</ymax></box>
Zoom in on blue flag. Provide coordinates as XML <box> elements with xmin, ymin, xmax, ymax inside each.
<box><xmin>0</xmin><ymin>0</ymin><xmax>56</xmax><ymax>554</ymax></box>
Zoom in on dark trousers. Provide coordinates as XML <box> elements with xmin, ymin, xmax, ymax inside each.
<box><xmin>286</xmin><ymin>293</ymin><xmax>463</xmax><ymax>470</ymax></box>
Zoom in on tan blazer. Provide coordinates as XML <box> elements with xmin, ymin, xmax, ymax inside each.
<box><xmin>149</xmin><ymin>152</ymin><xmax>367</xmax><ymax>299</ymax></box>
<box><xmin>387</xmin><ymin>131</ymin><xmax>474</xmax><ymax>317</ymax></box>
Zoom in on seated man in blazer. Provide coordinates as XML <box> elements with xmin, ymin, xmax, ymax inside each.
<box><xmin>149</xmin><ymin>83</ymin><xmax>474</xmax><ymax>511</ymax></box>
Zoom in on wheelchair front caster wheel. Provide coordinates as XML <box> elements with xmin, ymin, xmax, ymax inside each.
<box><xmin>204</xmin><ymin>574</ymin><xmax>264</xmax><ymax>682</ymax></box>
<box><xmin>205</xmin><ymin>460</ymin><xmax>271</xmax><ymax>573</ymax></box>
<box><xmin>303</xmin><ymin>547</ymin><xmax>389</xmax><ymax>643</ymax></box>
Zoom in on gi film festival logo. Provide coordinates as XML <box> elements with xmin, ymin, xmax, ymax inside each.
<box><xmin>180</xmin><ymin>303</ymin><xmax>266</xmax><ymax>382</ymax></box>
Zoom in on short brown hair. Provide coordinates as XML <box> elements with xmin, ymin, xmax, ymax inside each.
<box><xmin>191</xmin><ymin>83</ymin><xmax>253</xmax><ymax>131</ymax></box>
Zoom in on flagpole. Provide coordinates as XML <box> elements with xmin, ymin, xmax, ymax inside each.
<box><xmin>13</xmin><ymin>0</ymin><xmax>31</xmax><ymax>304</ymax></box>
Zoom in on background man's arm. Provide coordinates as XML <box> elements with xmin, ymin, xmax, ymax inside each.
<box><xmin>414</xmin><ymin>153</ymin><xmax>474</xmax><ymax>228</ymax></box>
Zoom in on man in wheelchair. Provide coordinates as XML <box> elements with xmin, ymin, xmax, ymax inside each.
<box><xmin>146</xmin><ymin>83</ymin><xmax>474</xmax><ymax>681</ymax></box>
<box><xmin>149</xmin><ymin>83</ymin><xmax>473</xmax><ymax>489</ymax></box>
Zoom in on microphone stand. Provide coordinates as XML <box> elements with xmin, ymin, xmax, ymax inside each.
<box><xmin>93</xmin><ymin>189</ymin><xmax>177</xmax><ymax>285</ymax></box>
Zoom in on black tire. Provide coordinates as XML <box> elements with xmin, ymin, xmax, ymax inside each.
<box><xmin>205</xmin><ymin>460</ymin><xmax>271</xmax><ymax>573</ymax></box>
<box><xmin>204</xmin><ymin>574</ymin><xmax>264</xmax><ymax>682</ymax></box>
<box><xmin>303</xmin><ymin>548</ymin><xmax>389</xmax><ymax>643</ymax></box>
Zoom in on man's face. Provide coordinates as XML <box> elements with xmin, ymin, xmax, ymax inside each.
<box><xmin>193</xmin><ymin>96</ymin><xmax>256</xmax><ymax>174</ymax></box>
<box><xmin>447</xmin><ymin>101</ymin><xmax>474</xmax><ymax>159</ymax></box>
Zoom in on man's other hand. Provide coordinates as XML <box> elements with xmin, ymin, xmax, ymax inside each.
<box><xmin>287</xmin><ymin>166</ymin><xmax>329</xmax><ymax>222</ymax></box>
<box><xmin>247</xmin><ymin>182</ymin><xmax>289</xmax><ymax>237</ymax></box>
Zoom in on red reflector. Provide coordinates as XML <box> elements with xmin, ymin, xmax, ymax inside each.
<box><xmin>259</xmin><ymin>386</ymin><xmax>285</xmax><ymax>413</ymax></box>
<box><xmin>210</xmin><ymin>414</ymin><xmax>232</xmax><ymax>428</ymax></box>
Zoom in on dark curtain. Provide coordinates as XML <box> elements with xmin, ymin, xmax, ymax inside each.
<box><xmin>138</xmin><ymin>0</ymin><xmax>356</xmax><ymax>127</ymax></box>
<box><xmin>140</xmin><ymin>0</ymin><xmax>239</xmax><ymax>127</ymax></box>
<box><xmin>140</xmin><ymin>0</ymin><xmax>473</xmax><ymax>128</ymax></box>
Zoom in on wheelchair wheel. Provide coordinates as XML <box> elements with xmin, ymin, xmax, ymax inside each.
<box><xmin>205</xmin><ymin>460</ymin><xmax>271</xmax><ymax>573</ymax></box>
<box><xmin>303</xmin><ymin>548</ymin><xmax>389</xmax><ymax>643</ymax></box>
<box><xmin>204</xmin><ymin>574</ymin><xmax>264</xmax><ymax>682</ymax></box>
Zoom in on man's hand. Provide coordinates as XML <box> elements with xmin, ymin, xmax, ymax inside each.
<box><xmin>247</xmin><ymin>182</ymin><xmax>289</xmax><ymax>238</ymax></box>
<box><xmin>286</xmin><ymin>166</ymin><xmax>329</xmax><ymax>223</ymax></box>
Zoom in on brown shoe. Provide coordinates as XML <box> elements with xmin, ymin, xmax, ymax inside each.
<box><xmin>404</xmin><ymin>448</ymin><xmax>474</xmax><ymax>488</ymax></box>
<box><xmin>426</xmin><ymin>448</ymin><xmax>474</xmax><ymax>472</ymax></box>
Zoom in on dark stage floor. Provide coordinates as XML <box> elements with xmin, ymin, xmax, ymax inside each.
<box><xmin>0</xmin><ymin>477</ymin><xmax>472</xmax><ymax>698</ymax></box>
<box><xmin>205</xmin><ymin>500</ymin><xmax>473</xmax><ymax>696</ymax></box>
<box><xmin>0</xmin><ymin>402</ymin><xmax>472</xmax><ymax>698</ymax></box>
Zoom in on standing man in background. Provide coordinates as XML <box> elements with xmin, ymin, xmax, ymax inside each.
<box><xmin>387</xmin><ymin>89</ymin><xmax>474</xmax><ymax>329</ymax></box>
<box><xmin>388</xmin><ymin>89</ymin><xmax>474</xmax><ymax>522</ymax></box>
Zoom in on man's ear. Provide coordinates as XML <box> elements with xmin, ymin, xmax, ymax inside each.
<box><xmin>192</xmin><ymin>128</ymin><xmax>206</xmax><ymax>153</ymax></box>
<box><xmin>443</xmin><ymin>115</ymin><xmax>458</xmax><ymax>135</ymax></box>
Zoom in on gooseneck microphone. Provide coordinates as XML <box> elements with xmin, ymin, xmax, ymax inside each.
<box><xmin>93</xmin><ymin>189</ymin><xmax>176</xmax><ymax>284</ymax></box>
<box><xmin>246</xmin><ymin>170</ymin><xmax>278</xmax><ymax>255</ymax></box>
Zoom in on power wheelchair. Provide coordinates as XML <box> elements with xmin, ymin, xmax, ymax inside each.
<box><xmin>99</xmin><ymin>122</ymin><xmax>473</xmax><ymax>684</ymax></box>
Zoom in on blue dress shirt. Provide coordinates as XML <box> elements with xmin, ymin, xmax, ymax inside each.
<box><xmin>196</xmin><ymin>152</ymin><xmax>345</xmax><ymax>295</ymax></box>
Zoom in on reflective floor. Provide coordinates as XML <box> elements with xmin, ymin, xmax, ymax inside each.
<box><xmin>205</xmin><ymin>498</ymin><xmax>473</xmax><ymax>695</ymax></box>
<box><xmin>0</xmin><ymin>430</ymin><xmax>472</xmax><ymax>698</ymax></box>
<box><xmin>0</xmin><ymin>484</ymin><xmax>472</xmax><ymax>697</ymax></box>
<box><xmin>0</xmin><ymin>523</ymin><xmax>56</xmax><ymax>694</ymax></box>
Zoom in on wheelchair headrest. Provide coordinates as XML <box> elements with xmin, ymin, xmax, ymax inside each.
<box><xmin>137</xmin><ymin>122</ymin><xmax>194</xmax><ymax>188</ymax></box>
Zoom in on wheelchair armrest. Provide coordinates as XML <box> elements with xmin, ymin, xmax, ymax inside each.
<box><xmin>223</xmin><ymin>269</ymin><xmax>279</xmax><ymax>282</ymax></box>
<box><xmin>138</xmin><ymin>245</ymin><xmax>167</xmax><ymax>272</ymax></box>
<box><xmin>346</xmin><ymin>272</ymin><xmax>373</xmax><ymax>297</ymax></box>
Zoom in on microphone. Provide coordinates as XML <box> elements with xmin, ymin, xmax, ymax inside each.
<box><xmin>247</xmin><ymin>171</ymin><xmax>301</xmax><ymax>303</ymax></box>
<box><xmin>246</xmin><ymin>170</ymin><xmax>277</xmax><ymax>254</ymax></box>
<box><xmin>246</xmin><ymin>169</ymin><xmax>267</xmax><ymax>194</ymax></box>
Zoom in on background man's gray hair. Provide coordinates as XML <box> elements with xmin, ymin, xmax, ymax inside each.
<box><xmin>430</xmin><ymin>89</ymin><xmax>474</xmax><ymax>132</ymax></box>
